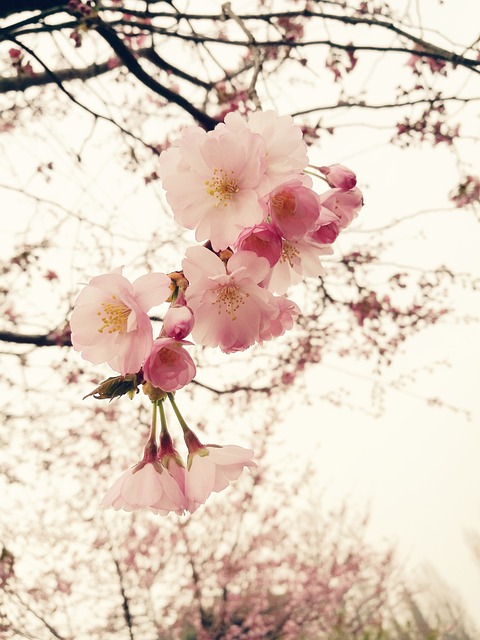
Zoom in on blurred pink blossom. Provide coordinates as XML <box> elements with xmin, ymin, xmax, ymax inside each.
<box><xmin>143</xmin><ymin>337</ymin><xmax>196</xmax><ymax>392</ymax></box>
<box><xmin>70</xmin><ymin>268</ymin><xmax>171</xmax><ymax>375</ymax></box>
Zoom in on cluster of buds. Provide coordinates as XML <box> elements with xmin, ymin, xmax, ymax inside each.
<box><xmin>70</xmin><ymin>110</ymin><xmax>363</xmax><ymax>515</ymax></box>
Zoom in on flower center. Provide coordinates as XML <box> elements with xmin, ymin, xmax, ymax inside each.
<box><xmin>205</xmin><ymin>168</ymin><xmax>239</xmax><ymax>208</ymax></box>
<box><xmin>271</xmin><ymin>189</ymin><xmax>296</xmax><ymax>220</ymax></box>
<box><xmin>97</xmin><ymin>296</ymin><xmax>131</xmax><ymax>334</ymax></box>
<box><xmin>213</xmin><ymin>283</ymin><xmax>248</xmax><ymax>320</ymax></box>
<box><xmin>280</xmin><ymin>241</ymin><xmax>300</xmax><ymax>268</ymax></box>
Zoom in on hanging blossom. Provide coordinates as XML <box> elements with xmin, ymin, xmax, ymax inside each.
<box><xmin>101</xmin><ymin>396</ymin><xmax>256</xmax><ymax>516</ymax></box>
<box><xmin>72</xmin><ymin>110</ymin><xmax>364</xmax><ymax>517</ymax></box>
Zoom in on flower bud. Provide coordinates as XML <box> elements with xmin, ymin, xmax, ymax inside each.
<box><xmin>163</xmin><ymin>305</ymin><xmax>194</xmax><ymax>340</ymax></box>
<box><xmin>319</xmin><ymin>164</ymin><xmax>357</xmax><ymax>191</ymax></box>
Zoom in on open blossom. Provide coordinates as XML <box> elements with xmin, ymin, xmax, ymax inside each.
<box><xmin>185</xmin><ymin>443</ymin><xmax>256</xmax><ymax>513</ymax></box>
<box><xmin>182</xmin><ymin>246</ymin><xmax>280</xmax><ymax>353</ymax></box>
<box><xmin>264</xmin><ymin>237</ymin><xmax>334</xmax><ymax>295</ymax></box>
<box><xmin>100</xmin><ymin>444</ymin><xmax>186</xmax><ymax>515</ymax></box>
<box><xmin>268</xmin><ymin>180</ymin><xmax>320</xmax><ymax>241</ymax></box>
<box><xmin>221</xmin><ymin>110</ymin><xmax>309</xmax><ymax>193</ymax></box>
<box><xmin>159</xmin><ymin>124</ymin><xmax>266</xmax><ymax>250</ymax></box>
<box><xmin>70</xmin><ymin>268</ymin><xmax>171</xmax><ymax>375</ymax></box>
<box><xmin>143</xmin><ymin>337</ymin><xmax>196</xmax><ymax>392</ymax></box>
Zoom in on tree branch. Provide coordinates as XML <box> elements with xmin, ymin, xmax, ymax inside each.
<box><xmin>94</xmin><ymin>19</ymin><xmax>218</xmax><ymax>130</ymax></box>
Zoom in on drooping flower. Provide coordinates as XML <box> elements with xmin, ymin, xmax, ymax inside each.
<box><xmin>267</xmin><ymin>180</ymin><xmax>320</xmax><ymax>241</ymax></box>
<box><xmin>100</xmin><ymin>442</ymin><xmax>186</xmax><ymax>515</ymax></box>
<box><xmin>159</xmin><ymin>123</ymin><xmax>267</xmax><ymax>250</ymax></box>
<box><xmin>234</xmin><ymin>221</ymin><xmax>283</xmax><ymax>267</ymax></box>
<box><xmin>184</xmin><ymin>439</ymin><xmax>256</xmax><ymax>513</ymax></box>
<box><xmin>221</xmin><ymin>110</ymin><xmax>309</xmax><ymax>193</ymax></box>
<box><xmin>182</xmin><ymin>246</ymin><xmax>280</xmax><ymax>353</ymax></box>
<box><xmin>143</xmin><ymin>337</ymin><xmax>196</xmax><ymax>392</ymax></box>
<box><xmin>70</xmin><ymin>268</ymin><xmax>171</xmax><ymax>375</ymax></box>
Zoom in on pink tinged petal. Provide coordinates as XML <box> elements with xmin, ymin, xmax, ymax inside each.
<box><xmin>185</xmin><ymin>455</ymin><xmax>216</xmax><ymax>507</ymax></box>
<box><xmin>150</xmin><ymin>470</ymin><xmax>186</xmax><ymax>513</ymax></box>
<box><xmin>206</xmin><ymin>444</ymin><xmax>255</xmax><ymax>465</ymax></box>
<box><xmin>182</xmin><ymin>246</ymin><xmax>225</xmax><ymax>283</ymax></box>
<box><xmin>132</xmin><ymin>272</ymin><xmax>171</xmax><ymax>311</ymax></box>
<box><xmin>212</xmin><ymin>463</ymin><xmax>246</xmax><ymax>492</ymax></box>
<box><xmin>122</xmin><ymin>464</ymin><xmax>164</xmax><ymax>507</ymax></box>
<box><xmin>100</xmin><ymin>470</ymin><xmax>130</xmax><ymax>509</ymax></box>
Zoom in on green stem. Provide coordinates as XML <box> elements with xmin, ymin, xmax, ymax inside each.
<box><xmin>150</xmin><ymin>400</ymin><xmax>158</xmax><ymax>442</ymax></box>
<box><xmin>167</xmin><ymin>393</ymin><xmax>189</xmax><ymax>432</ymax></box>
<box><xmin>158</xmin><ymin>398</ymin><xmax>168</xmax><ymax>435</ymax></box>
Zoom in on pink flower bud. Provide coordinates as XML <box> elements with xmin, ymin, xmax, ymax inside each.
<box><xmin>319</xmin><ymin>164</ymin><xmax>357</xmax><ymax>191</ymax></box>
<box><xmin>235</xmin><ymin>222</ymin><xmax>282</xmax><ymax>267</ymax></box>
<box><xmin>143</xmin><ymin>337</ymin><xmax>196</xmax><ymax>392</ymax></box>
<box><xmin>310</xmin><ymin>221</ymin><xmax>339</xmax><ymax>245</ymax></box>
<box><xmin>268</xmin><ymin>180</ymin><xmax>320</xmax><ymax>241</ymax></box>
<box><xmin>163</xmin><ymin>305</ymin><xmax>194</xmax><ymax>340</ymax></box>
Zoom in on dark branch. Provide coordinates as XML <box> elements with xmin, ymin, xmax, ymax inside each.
<box><xmin>0</xmin><ymin>1</ymin><xmax>64</xmax><ymax>19</ymax></box>
<box><xmin>0</xmin><ymin>331</ymin><xmax>71</xmax><ymax>347</ymax></box>
<box><xmin>94</xmin><ymin>19</ymin><xmax>218</xmax><ymax>130</ymax></box>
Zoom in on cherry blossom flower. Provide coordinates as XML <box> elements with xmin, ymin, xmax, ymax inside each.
<box><xmin>317</xmin><ymin>163</ymin><xmax>357</xmax><ymax>191</ymax></box>
<box><xmin>259</xmin><ymin>297</ymin><xmax>300</xmax><ymax>342</ymax></box>
<box><xmin>100</xmin><ymin>443</ymin><xmax>186</xmax><ymax>514</ymax></box>
<box><xmin>143</xmin><ymin>337</ymin><xmax>196</xmax><ymax>392</ymax></box>
<box><xmin>70</xmin><ymin>268</ymin><xmax>171</xmax><ymax>375</ymax></box>
<box><xmin>310</xmin><ymin>187</ymin><xmax>364</xmax><ymax>245</ymax></box>
<box><xmin>159</xmin><ymin>124</ymin><xmax>266</xmax><ymax>250</ymax></box>
<box><xmin>267</xmin><ymin>180</ymin><xmax>320</xmax><ymax>241</ymax></box>
<box><xmin>163</xmin><ymin>304</ymin><xmax>195</xmax><ymax>340</ymax></box>
<box><xmin>182</xmin><ymin>246</ymin><xmax>280</xmax><ymax>353</ymax></box>
<box><xmin>185</xmin><ymin>442</ymin><xmax>256</xmax><ymax>513</ymax></box>
<box><xmin>221</xmin><ymin>110</ymin><xmax>309</xmax><ymax>193</ymax></box>
<box><xmin>264</xmin><ymin>238</ymin><xmax>334</xmax><ymax>295</ymax></box>
<box><xmin>234</xmin><ymin>221</ymin><xmax>283</xmax><ymax>267</ymax></box>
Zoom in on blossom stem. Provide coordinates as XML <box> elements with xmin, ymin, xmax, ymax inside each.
<box><xmin>167</xmin><ymin>393</ymin><xmax>204</xmax><ymax>452</ymax></box>
<box><xmin>304</xmin><ymin>167</ymin><xmax>329</xmax><ymax>183</ymax></box>
<box><xmin>167</xmin><ymin>393</ymin><xmax>188</xmax><ymax>432</ymax></box>
<box><xmin>157</xmin><ymin>397</ymin><xmax>168</xmax><ymax>435</ymax></box>
<box><xmin>150</xmin><ymin>400</ymin><xmax>159</xmax><ymax>442</ymax></box>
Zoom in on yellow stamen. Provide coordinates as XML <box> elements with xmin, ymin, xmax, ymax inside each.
<box><xmin>205</xmin><ymin>167</ymin><xmax>239</xmax><ymax>208</ymax></box>
<box><xmin>97</xmin><ymin>296</ymin><xmax>131</xmax><ymax>334</ymax></box>
<box><xmin>213</xmin><ymin>283</ymin><xmax>248</xmax><ymax>320</ymax></box>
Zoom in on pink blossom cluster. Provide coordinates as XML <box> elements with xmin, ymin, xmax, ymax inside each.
<box><xmin>70</xmin><ymin>109</ymin><xmax>363</xmax><ymax>515</ymax></box>
<box><xmin>101</xmin><ymin>397</ymin><xmax>256</xmax><ymax>516</ymax></box>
